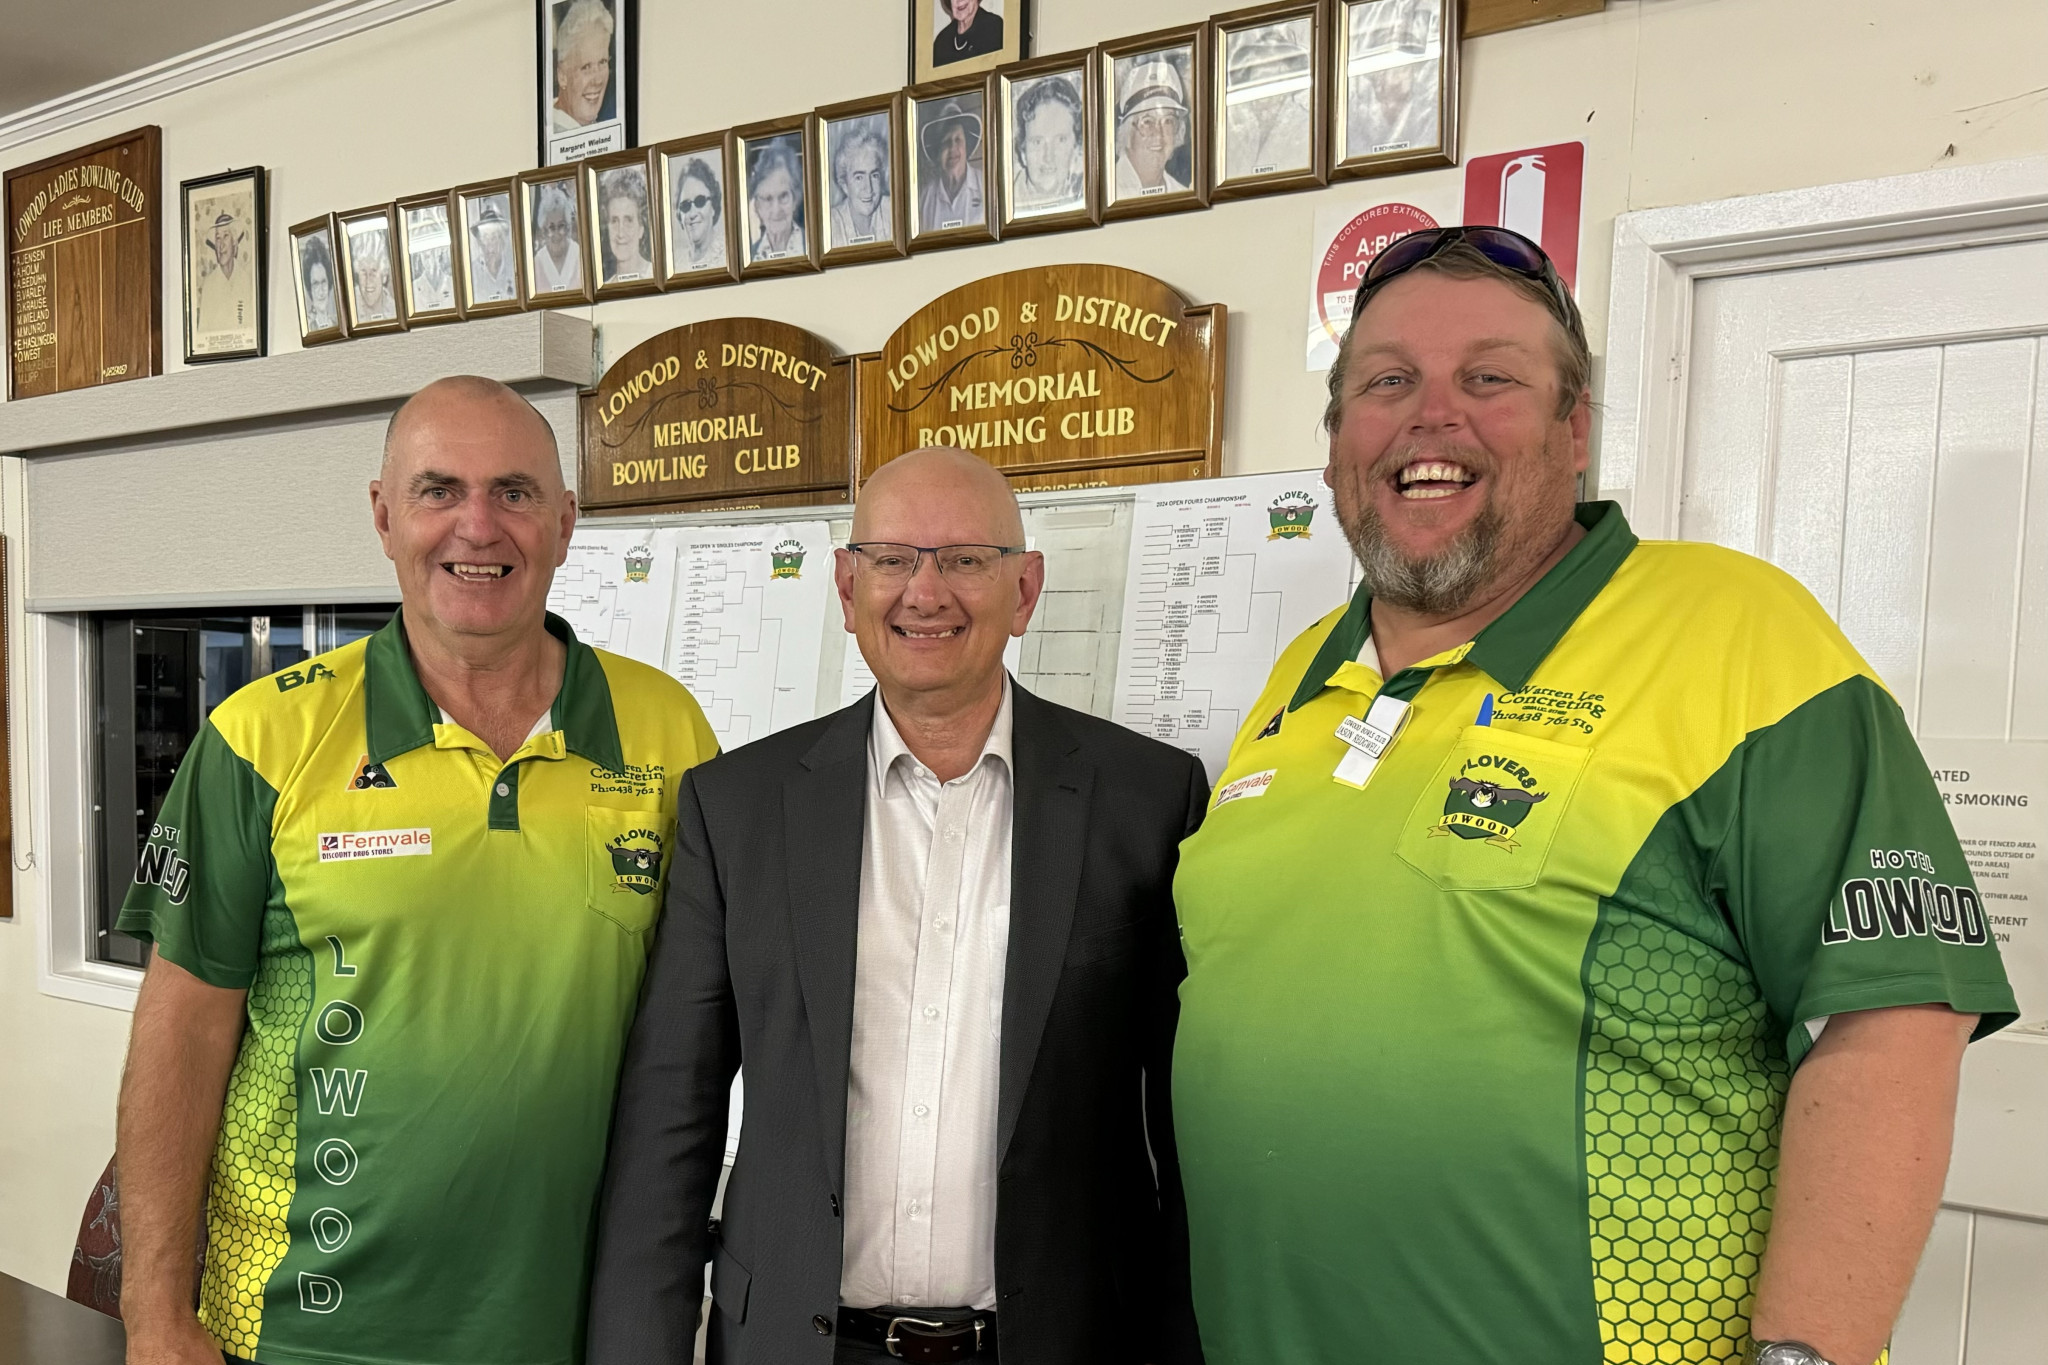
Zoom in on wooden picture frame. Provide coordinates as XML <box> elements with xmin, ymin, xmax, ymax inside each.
<box><xmin>396</xmin><ymin>190</ymin><xmax>462</xmax><ymax>326</ymax></box>
<box><xmin>653</xmin><ymin>132</ymin><xmax>740</xmax><ymax>289</ymax></box>
<box><xmin>180</xmin><ymin>166</ymin><xmax>266</xmax><ymax>364</ymax></box>
<box><xmin>288</xmin><ymin>214</ymin><xmax>347</xmax><ymax>345</ymax></box>
<box><xmin>905</xmin><ymin>72</ymin><xmax>999</xmax><ymax>251</ymax></box>
<box><xmin>911</xmin><ymin>0</ymin><xmax>1029</xmax><ymax>85</ymax></box>
<box><xmin>517</xmin><ymin>166</ymin><xmax>595</xmax><ymax>305</ymax></box>
<box><xmin>538</xmin><ymin>0</ymin><xmax>637</xmax><ymax>166</ymax></box>
<box><xmin>452</xmin><ymin>178</ymin><xmax>525</xmax><ymax>316</ymax></box>
<box><xmin>584</xmin><ymin>147</ymin><xmax>664</xmax><ymax>298</ymax></box>
<box><xmin>1099</xmin><ymin>24</ymin><xmax>1210</xmax><ymax>221</ymax></box>
<box><xmin>734</xmin><ymin>115</ymin><xmax>822</xmax><ymax>279</ymax></box>
<box><xmin>1210</xmin><ymin>0</ymin><xmax>1329</xmax><ymax>201</ymax></box>
<box><xmin>816</xmin><ymin>94</ymin><xmax>909</xmax><ymax>266</ymax></box>
<box><xmin>996</xmin><ymin>50</ymin><xmax>1100</xmax><ymax>236</ymax></box>
<box><xmin>336</xmin><ymin>203</ymin><xmax>407</xmax><ymax>336</ymax></box>
<box><xmin>1331</xmin><ymin>0</ymin><xmax>1459</xmax><ymax>179</ymax></box>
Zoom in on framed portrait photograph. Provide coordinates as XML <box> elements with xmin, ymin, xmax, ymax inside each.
<box><xmin>817</xmin><ymin>95</ymin><xmax>907</xmax><ymax>265</ymax></box>
<box><xmin>337</xmin><ymin>204</ymin><xmax>406</xmax><ymax>336</ymax></box>
<box><xmin>734</xmin><ymin>116</ymin><xmax>820</xmax><ymax>279</ymax></box>
<box><xmin>538</xmin><ymin>0</ymin><xmax>636</xmax><ymax>166</ymax></box>
<box><xmin>181</xmin><ymin>166</ymin><xmax>265</xmax><ymax>363</ymax></box>
<box><xmin>998</xmin><ymin>53</ymin><xmax>1097</xmax><ymax>235</ymax></box>
<box><xmin>1100</xmin><ymin>25</ymin><xmax>1209</xmax><ymax>220</ymax></box>
<box><xmin>397</xmin><ymin>190</ymin><xmax>461</xmax><ymax>325</ymax></box>
<box><xmin>584</xmin><ymin>147</ymin><xmax>664</xmax><ymax>297</ymax></box>
<box><xmin>288</xmin><ymin>214</ymin><xmax>347</xmax><ymax>346</ymax></box>
<box><xmin>912</xmin><ymin>0</ymin><xmax>1027</xmax><ymax>85</ymax></box>
<box><xmin>906</xmin><ymin>74</ymin><xmax>997</xmax><ymax>249</ymax></box>
<box><xmin>1332</xmin><ymin>0</ymin><xmax>1458</xmax><ymax>178</ymax></box>
<box><xmin>453</xmin><ymin>178</ymin><xmax>524</xmax><ymax>316</ymax></box>
<box><xmin>517</xmin><ymin>167</ymin><xmax>595</xmax><ymax>305</ymax></box>
<box><xmin>654</xmin><ymin>133</ymin><xmax>739</xmax><ymax>288</ymax></box>
<box><xmin>1211</xmin><ymin>0</ymin><xmax>1328</xmax><ymax>201</ymax></box>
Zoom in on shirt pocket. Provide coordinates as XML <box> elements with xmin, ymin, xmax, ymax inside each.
<box><xmin>586</xmin><ymin>805</ymin><xmax>670</xmax><ymax>933</ymax></box>
<box><xmin>1395</xmin><ymin>726</ymin><xmax>1592</xmax><ymax>892</ymax></box>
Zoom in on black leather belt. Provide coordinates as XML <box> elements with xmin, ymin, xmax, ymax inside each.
<box><xmin>836</xmin><ymin>1305</ymin><xmax>998</xmax><ymax>1362</ymax></box>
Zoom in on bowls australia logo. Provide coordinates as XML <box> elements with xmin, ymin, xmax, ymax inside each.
<box><xmin>607</xmin><ymin>830</ymin><xmax>663</xmax><ymax>895</ymax></box>
<box><xmin>1268</xmin><ymin>492</ymin><xmax>1317</xmax><ymax>540</ymax></box>
<box><xmin>770</xmin><ymin>539</ymin><xmax>807</xmax><ymax>580</ymax></box>
<box><xmin>623</xmin><ymin>545</ymin><xmax>654</xmax><ymax>582</ymax></box>
<box><xmin>1429</xmin><ymin>753</ymin><xmax>1548</xmax><ymax>849</ymax></box>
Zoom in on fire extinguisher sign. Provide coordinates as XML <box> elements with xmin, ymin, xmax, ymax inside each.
<box><xmin>1463</xmin><ymin>142</ymin><xmax>1586</xmax><ymax>290</ymax></box>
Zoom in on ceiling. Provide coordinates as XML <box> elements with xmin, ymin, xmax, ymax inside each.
<box><xmin>0</xmin><ymin>0</ymin><xmax>334</xmax><ymax>119</ymax></box>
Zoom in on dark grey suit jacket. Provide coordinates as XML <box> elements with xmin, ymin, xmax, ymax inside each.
<box><xmin>586</xmin><ymin>684</ymin><xmax>1208</xmax><ymax>1365</ymax></box>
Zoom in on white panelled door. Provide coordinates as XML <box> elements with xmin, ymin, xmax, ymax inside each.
<box><xmin>1652</xmin><ymin>232</ymin><xmax>2048</xmax><ymax>1364</ymax></box>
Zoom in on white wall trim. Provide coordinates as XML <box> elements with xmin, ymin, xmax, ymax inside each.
<box><xmin>1598</xmin><ymin>153</ymin><xmax>2048</xmax><ymax>537</ymax></box>
<box><xmin>0</xmin><ymin>0</ymin><xmax>460</xmax><ymax>155</ymax></box>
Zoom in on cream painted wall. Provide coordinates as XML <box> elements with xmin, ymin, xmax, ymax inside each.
<box><xmin>4</xmin><ymin>0</ymin><xmax>2047</xmax><ymax>1294</ymax></box>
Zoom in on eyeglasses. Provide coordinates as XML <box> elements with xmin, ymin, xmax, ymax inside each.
<box><xmin>675</xmin><ymin>194</ymin><xmax>714</xmax><ymax>212</ymax></box>
<box><xmin>845</xmin><ymin>542</ymin><xmax>1024</xmax><ymax>583</ymax></box>
<box><xmin>1353</xmin><ymin>225</ymin><xmax>1580</xmax><ymax>339</ymax></box>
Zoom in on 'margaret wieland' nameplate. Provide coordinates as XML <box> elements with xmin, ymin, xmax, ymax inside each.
<box><xmin>580</xmin><ymin>318</ymin><xmax>853</xmax><ymax>513</ymax></box>
<box><xmin>855</xmin><ymin>263</ymin><xmax>1224</xmax><ymax>491</ymax></box>
<box><xmin>7</xmin><ymin>127</ymin><xmax>162</xmax><ymax>401</ymax></box>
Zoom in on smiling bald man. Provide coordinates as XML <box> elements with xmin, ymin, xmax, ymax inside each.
<box><xmin>114</xmin><ymin>376</ymin><xmax>718</xmax><ymax>1365</ymax></box>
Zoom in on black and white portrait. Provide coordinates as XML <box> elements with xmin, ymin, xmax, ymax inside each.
<box><xmin>540</xmin><ymin>0</ymin><xmax>633</xmax><ymax>165</ymax></box>
<box><xmin>342</xmin><ymin>214</ymin><xmax>400</xmax><ymax>328</ymax></box>
<box><xmin>1220</xmin><ymin>17</ymin><xmax>1314</xmax><ymax>180</ymax></box>
<box><xmin>1343</xmin><ymin>0</ymin><xmax>1442</xmax><ymax>157</ymax></box>
<box><xmin>183</xmin><ymin>170</ymin><xmax>263</xmax><ymax>360</ymax></box>
<box><xmin>402</xmin><ymin>200</ymin><xmax>456</xmax><ymax>317</ymax></box>
<box><xmin>743</xmin><ymin>134</ymin><xmax>807</xmax><ymax>264</ymax></box>
<box><xmin>295</xmin><ymin>226</ymin><xmax>340</xmax><ymax>340</ymax></box>
<box><xmin>913</xmin><ymin>92</ymin><xmax>985</xmax><ymax>234</ymax></box>
<box><xmin>825</xmin><ymin>112</ymin><xmax>892</xmax><ymax>249</ymax></box>
<box><xmin>929</xmin><ymin>0</ymin><xmax>1005</xmax><ymax>72</ymax></box>
<box><xmin>1111</xmin><ymin>47</ymin><xmax>1193</xmax><ymax>200</ymax></box>
<box><xmin>596</xmin><ymin>164</ymin><xmax>655</xmax><ymax>283</ymax></box>
<box><xmin>663</xmin><ymin>148</ymin><xmax>728</xmax><ymax>276</ymax></box>
<box><xmin>1007</xmin><ymin>70</ymin><xmax>1085</xmax><ymax>219</ymax></box>
<box><xmin>464</xmin><ymin>192</ymin><xmax>520</xmax><ymax>306</ymax></box>
<box><xmin>527</xmin><ymin>180</ymin><xmax>585</xmax><ymax>295</ymax></box>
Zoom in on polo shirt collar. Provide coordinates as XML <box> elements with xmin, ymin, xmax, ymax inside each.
<box><xmin>1289</xmin><ymin>501</ymin><xmax>1638</xmax><ymax>712</ymax></box>
<box><xmin>364</xmin><ymin>610</ymin><xmax>627</xmax><ymax>772</ymax></box>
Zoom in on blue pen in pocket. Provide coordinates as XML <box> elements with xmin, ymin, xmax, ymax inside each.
<box><xmin>1476</xmin><ymin>693</ymin><xmax>1494</xmax><ymax>727</ymax></box>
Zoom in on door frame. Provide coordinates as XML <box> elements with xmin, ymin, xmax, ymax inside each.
<box><xmin>1597</xmin><ymin>152</ymin><xmax>2048</xmax><ymax>538</ymax></box>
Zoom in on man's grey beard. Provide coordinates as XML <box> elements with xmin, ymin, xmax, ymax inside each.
<box><xmin>1342</xmin><ymin>495</ymin><xmax>1505</xmax><ymax>617</ymax></box>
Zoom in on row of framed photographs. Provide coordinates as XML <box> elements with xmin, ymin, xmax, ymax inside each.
<box><xmin>290</xmin><ymin>0</ymin><xmax>1455</xmax><ymax>344</ymax></box>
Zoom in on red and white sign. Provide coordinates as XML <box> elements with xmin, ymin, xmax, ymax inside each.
<box><xmin>1463</xmin><ymin>141</ymin><xmax>1585</xmax><ymax>290</ymax></box>
<box><xmin>1305</xmin><ymin>193</ymin><xmax>1458</xmax><ymax>370</ymax></box>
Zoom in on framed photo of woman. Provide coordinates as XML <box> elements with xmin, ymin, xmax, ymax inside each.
<box><xmin>911</xmin><ymin>0</ymin><xmax>1028</xmax><ymax>85</ymax></box>
<box><xmin>397</xmin><ymin>190</ymin><xmax>462</xmax><ymax>325</ymax></box>
<box><xmin>816</xmin><ymin>94</ymin><xmax>908</xmax><ymax>266</ymax></box>
<box><xmin>336</xmin><ymin>203</ymin><xmax>407</xmax><ymax>336</ymax></box>
<box><xmin>453</xmin><ymin>178</ymin><xmax>525</xmax><ymax>316</ymax></box>
<box><xmin>516</xmin><ymin>166</ymin><xmax>595</xmax><ymax>305</ymax></box>
<box><xmin>1331</xmin><ymin>0</ymin><xmax>1458</xmax><ymax>179</ymax></box>
<box><xmin>997</xmin><ymin>51</ymin><xmax>1098</xmax><ymax>236</ymax></box>
<box><xmin>288</xmin><ymin>214</ymin><xmax>347</xmax><ymax>346</ymax></box>
<box><xmin>1210</xmin><ymin>0</ymin><xmax>1328</xmax><ymax>201</ymax></box>
<box><xmin>654</xmin><ymin>132</ymin><xmax>739</xmax><ymax>288</ymax></box>
<box><xmin>1099</xmin><ymin>24</ymin><xmax>1209</xmax><ymax>221</ymax></box>
<box><xmin>905</xmin><ymin>73</ymin><xmax>998</xmax><ymax>250</ymax></box>
<box><xmin>584</xmin><ymin>147</ymin><xmax>664</xmax><ymax>298</ymax></box>
<box><xmin>538</xmin><ymin>0</ymin><xmax>637</xmax><ymax>166</ymax></box>
<box><xmin>733</xmin><ymin>115</ymin><xmax>821</xmax><ymax>279</ymax></box>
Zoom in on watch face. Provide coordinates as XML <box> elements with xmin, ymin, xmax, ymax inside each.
<box><xmin>1756</xmin><ymin>1345</ymin><xmax>1829</xmax><ymax>1365</ymax></box>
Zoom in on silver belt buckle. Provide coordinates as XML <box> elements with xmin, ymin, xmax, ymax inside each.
<box><xmin>885</xmin><ymin>1316</ymin><xmax>949</xmax><ymax>1358</ymax></box>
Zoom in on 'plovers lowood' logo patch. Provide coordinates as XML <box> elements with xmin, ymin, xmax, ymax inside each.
<box><xmin>1429</xmin><ymin>753</ymin><xmax>1548</xmax><ymax>849</ymax></box>
<box><xmin>770</xmin><ymin>540</ymin><xmax>807</xmax><ymax>580</ymax></box>
<box><xmin>1268</xmin><ymin>492</ymin><xmax>1317</xmax><ymax>540</ymax></box>
<box><xmin>624</xmin><ymin>545</ymin><xmax>654</xmax><ymax>582</ymax></box>
<box><xmin>607</xmin><ymin>829</ymin><xmax>664</xmax><ymax>895</ymax></box>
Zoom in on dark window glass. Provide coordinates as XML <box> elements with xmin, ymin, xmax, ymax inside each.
<box><xmin>94</xmin><ymin>606</ymin><xmax>394</xmax><ymax>966</ymax></box>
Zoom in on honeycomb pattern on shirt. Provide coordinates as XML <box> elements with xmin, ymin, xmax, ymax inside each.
<box><xmin>199</xmin><ymin>903</ymin><xmax>310</xmax><ymax>1357</ymax></box>
<box><xmin>1584</xmin><ymin>836</ymin><xmax>1791</xmax><ymax>1365</ymax></box>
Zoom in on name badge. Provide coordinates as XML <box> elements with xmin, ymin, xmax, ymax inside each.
<box><xmin>1333</xmin><ymin>695</ymin><xmax>1411</xmax><ymax>788</ymax></box>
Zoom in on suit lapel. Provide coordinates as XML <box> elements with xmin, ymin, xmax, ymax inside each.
<box><xmin>998</xmin><ymin>686</ymin><xmax>1091</xmax><ymax>1162</ymax></box>
<box><xmin>783</xmin><ymin>695</ymin><xmax>873</xmax><ymax>1193</ymax></box>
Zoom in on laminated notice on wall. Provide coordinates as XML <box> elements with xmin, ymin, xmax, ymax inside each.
<box><xmin>1922</xmin><ymin>739</ymin><xmax>2048</xmax><ymax>1034</ymax></box>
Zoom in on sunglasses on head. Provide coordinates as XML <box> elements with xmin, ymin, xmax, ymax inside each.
<box><xmin>1353</xmin><ymin>225</ymin><xmax>1575</xmax><ymax>325</ymax></box>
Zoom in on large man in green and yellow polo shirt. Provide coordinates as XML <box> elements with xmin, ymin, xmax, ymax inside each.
<box><xmin>1172</xmin><ymin>228</ymin><xmax>2016</xmax><ymax>1365</ymax></box>
<box><xmin>113</xmin><ymin>377</ymin><xmax>717</xmax><ymax>1365</ymax></box>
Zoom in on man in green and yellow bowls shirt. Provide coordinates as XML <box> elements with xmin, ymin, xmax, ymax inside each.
<box><xmin>114</xmin><ymin>377</ymin><xmax>717</xmax><ymax>1365</ymax></box>
<box><xmin>1171</xmin><ymin>228</ymin><xmax>2016</xmax><ymax>1365</ymax></box>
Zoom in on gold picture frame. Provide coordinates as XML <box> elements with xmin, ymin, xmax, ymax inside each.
<box><xmin>906</xmin><ymin>72</ymin><xmax>999</xmax><ymax>251</ymax></box>
<box><xmin>1210</xmin><ymin>0</ymin><xmax>1329</xmax><ymax>202</ymax></box>
<box><xmin>585</xmin><ymin>146</ymin><xmax>665</xmax><ymax>299</ymax></box>
<box><xmin>396</xmin><ymin>190</ymin><xmax>462</xmax><ymax>326</ymax></box>
<box><xmin>453</xmin><ymin>178</ymin><xmax>524</xmax><ymax>316</ymax></box>
<box><xmin>288</xmin><ymin>213</ymin><xmax>348</xmax><ymax>346</ymax></box>
<box><xmin>1330</xmin><ymin>0</ymin><xmax>1459</xmax><ymax>179</ymax></box>
<box><xmin>335</xmin><ymin>202</ymin><xmax>407</xmax><ymax>336</ymax></box>
<box><xmin>996</xmin><ymin>50</ymin><xmax>1100</xmax><ymax>237</ymax></box>
<box><xmin>654</xmin><ymin>131</ymin><xmax>740</xmax><ymax>289</ymax></box>
<box><xmin>517</xmin><ymin>166</ymin><xmax>595</xmax><ymax>306</ymax></box>
<box><xmin>1099</xmin><ymin>23</ymin><xmax>1210</xmax><ymax>221</ymax></box>
<box><xmin>816</xmin><ymin>93</ymin><xmax>909</xmax><ymax>266</ymax></box>
<box><xmin>734</xmin><ymin>114</ymin><xmax>822</xmax><ymax>279</ymax></box>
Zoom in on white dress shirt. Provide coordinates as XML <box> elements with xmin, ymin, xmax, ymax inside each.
<box><xmin>840</xmin><ymin>682</ymin><xmax>1014</xmax><ymax>1311</ymax></box>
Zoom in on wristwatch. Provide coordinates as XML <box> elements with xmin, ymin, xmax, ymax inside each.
<box><xmin>1747</xmin><ymin>1342</ymin><xmax>1837</xmax><ymax>1365</ymax></box>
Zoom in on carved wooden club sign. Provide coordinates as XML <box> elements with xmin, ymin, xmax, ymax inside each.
<box><xmin>580</xmin><ymin>317</ymin><xmax>853</xmax><ymax>512</ymax></box>
<box><xmin>855</xmin><ymin>263</ymin><xmax>1224</xmax><ymax>491</ymax></box>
